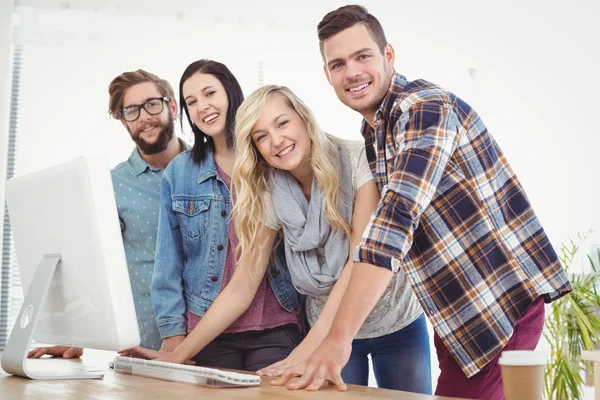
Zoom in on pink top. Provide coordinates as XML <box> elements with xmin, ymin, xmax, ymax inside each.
<box><xmin>186</xmin><ymin>162</ymin><xmax>303</xmax><ymax>334</ymax></box>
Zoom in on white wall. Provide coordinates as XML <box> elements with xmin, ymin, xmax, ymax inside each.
<box><xmin>12</xmin><ymin>0</ymin><xmax>599</xmax><ymax>244</ymax></box>
<box><xmin>6</xmin><ymin>0</ymin><xmax>600</xmax><ymax>393</ymax></box>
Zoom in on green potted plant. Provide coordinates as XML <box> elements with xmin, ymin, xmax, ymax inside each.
<box><xmin>543</xmin><ymin>234</ymin><xmax>600</xmax><ymax>399</ymax></box>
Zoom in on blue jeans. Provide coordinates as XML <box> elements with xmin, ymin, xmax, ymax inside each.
<box><xmin>341</xmin><ymin>314</ymin><xmax>432</xmax><ymax>394</ymax></box>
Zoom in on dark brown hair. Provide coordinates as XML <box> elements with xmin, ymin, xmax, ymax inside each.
<box><xmin>317</xmin><ymin>5</ymin><xmax>387</xmax><ymax>60</ymax></box>
<box><xmin>179</xmin><ymin>59</ymin><xmax>244</xmax><ymax>162</ymax></box>
<box><xmin>108</xmin><ymin>70</ymin><xmax>174</xmax><ymax>119</ymax></box>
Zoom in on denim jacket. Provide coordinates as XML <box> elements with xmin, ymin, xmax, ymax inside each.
<box><xmin>151</xmin><ymin>150</ymin><xmax>299</xmax><ymax>339</ymax></box>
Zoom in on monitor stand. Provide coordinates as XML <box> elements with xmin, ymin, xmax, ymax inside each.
<box><xmin>0</xmin><ymin>254</ymin><xmax>103</xmax><ymax>379</ymax></box>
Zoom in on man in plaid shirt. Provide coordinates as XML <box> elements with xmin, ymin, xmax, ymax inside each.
<box><xmin>276</xmin><ymin>5</ymin><xmax>572</xmax><ymax>399</ymax></box>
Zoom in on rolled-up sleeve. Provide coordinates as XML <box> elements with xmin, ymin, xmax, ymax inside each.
<box><xmin>354</xmin><ymin>100</ymin><xmax>460</xmax><ymax>272</ymax></box>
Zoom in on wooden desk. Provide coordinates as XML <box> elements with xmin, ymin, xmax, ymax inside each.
<box><xmin>0</xmin><ymin>350</ymin><xmax>462</xmax><ymax>400</ymax></box>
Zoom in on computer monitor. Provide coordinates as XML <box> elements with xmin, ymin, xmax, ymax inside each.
<box><xmin>1</xmin><ymin>154</ymin><xmax>140</xmax><ymax>379</ymax></box>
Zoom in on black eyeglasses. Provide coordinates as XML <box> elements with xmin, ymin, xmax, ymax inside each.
<box><xmin>119</xmin><ymin>97</ymin><xmax>170</xmax><ymax>122</ymax></box>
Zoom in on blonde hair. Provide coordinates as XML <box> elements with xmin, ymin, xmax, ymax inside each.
<box><xmin>232</xmin><ymin>85</ymin><xmax>351</xmax><ymax>266</ymax></box>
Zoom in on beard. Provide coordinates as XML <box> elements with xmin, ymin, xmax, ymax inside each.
<box><xmin>343</xmin><ymin>63</ymin><xmax>391</xmax><ymax>117</ymax></box>
<box><xmin>129</xmin><ymin>113</ymin><xmax>175</xmax><ymax>155</ymax></box>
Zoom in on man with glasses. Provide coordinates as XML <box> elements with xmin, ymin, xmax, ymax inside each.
<box><xmin>28</xmin><ymin>70</ymin><xmax>188</xmax><ymax>359</ymax></box>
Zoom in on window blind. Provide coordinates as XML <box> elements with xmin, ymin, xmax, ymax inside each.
<box><xmin>0</xmin><ymin>44</ymin><xmax>22</xmax><ymax>351</ymax></box>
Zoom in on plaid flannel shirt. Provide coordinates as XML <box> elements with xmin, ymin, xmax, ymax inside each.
<box><xmin>354</xmin><ymin>72</ymin><xmax>572</xmax><ymax>377</ymax></box>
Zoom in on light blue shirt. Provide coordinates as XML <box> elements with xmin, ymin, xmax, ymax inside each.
<box><xmin>111</xmin><ymin>145</ymin><xmax>186</xmax><ymax>350</ymax></box>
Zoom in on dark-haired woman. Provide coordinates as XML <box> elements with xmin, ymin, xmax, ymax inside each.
<box><xmin>138</xmin><ymin>60</ymin><xmax>304</xmax><ymax>371</ymax></box>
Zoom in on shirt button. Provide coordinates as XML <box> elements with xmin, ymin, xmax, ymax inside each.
<box><xmin>428</xmin><ymin>308</ymin><xmax>434</xmax><ymax>314</ymax></box>
<box><xmin>391</xmin><ymin>257</ymin><xmax>401</xmax><ymax>273</ymax></box>
<box><xmin>221</xmin><ymin>210</ymin><xmax>227</xmax><ymax>217</ymax></box>
<box><xmin>217</xmin><ymin>245</ymin><xmax>224</xmax><ymax>251</ymax></box>
<box><xmin>211</xmin><ymin>276</ymin><xmax>218</xmax><ymax>282</ymax></box>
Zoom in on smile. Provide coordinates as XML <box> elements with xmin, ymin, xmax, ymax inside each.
<box><xmin>142</xmin><ymin>125</ymin><xmax>157</xmax><ymax>132</ymax></box>
<box><xmin>276</xmin><ymin>144</ymin><xmax>295</xmax><ymax>157</ymax></box>
<box><xmin>347</xmin><ymin>82</ymin><xmax>370</xmax><ymax>92</ymax></box>
<box><xmin>203</xmin><ymin>113</ymin><xmax>219</xmax><ymax>123</ymax></box>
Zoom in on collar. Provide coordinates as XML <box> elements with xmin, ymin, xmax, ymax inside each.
<box><xmin>196</xmin><ymin>149</ymin><xmax>219</xmax><ymax>184</ymax></box>
<box><xmin>128</xmin><ymin>147</ymin><xmax>155</xmax><ymax>176</ymax></box>
<box><xmin>129</xmin><ymin>138</ymin><xmax>190</xmax><ymax>176</ymax></box>
<box><xmin>360</xmin><ymin>72</ymin><xmax>408</xmax><ymax>138</ymax></box>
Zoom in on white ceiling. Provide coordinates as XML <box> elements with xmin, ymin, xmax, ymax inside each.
<box><xmin>14</xmin><ymin>0</ymin><xmax>345</xmax><ymax>30</ymax></box>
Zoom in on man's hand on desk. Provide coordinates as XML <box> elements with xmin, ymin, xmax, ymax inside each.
<box><xmin>27</xmin><ymin>346</ymin><xmax>83</xmax><ymax>359</ymax></box>
<box><xmin>271</xmin><ymin>335</ymin><xmax>351</xmax><ymax>391</ymax></box>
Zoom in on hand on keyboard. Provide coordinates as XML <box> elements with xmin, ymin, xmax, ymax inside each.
<box><xmin>119</xmin><ymin>346</ymin><xmax>159</xmax><ymax>359</ymax></box>
<box><xmin>112</xmin><ymin>356</ymin><xmax>261</xmax><ymax>388</ymax></box>
<box><xmin>118</xmin><ymin>346</ymin><xmax>196</xmax><ymax>365</ymax></box>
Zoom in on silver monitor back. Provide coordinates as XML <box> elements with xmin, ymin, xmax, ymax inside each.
<box><xmin>2</xmin><ymin>154</ymin><xmax>140</xmax><ymax>379</ymax></box>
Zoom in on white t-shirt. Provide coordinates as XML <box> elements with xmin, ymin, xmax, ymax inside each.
<box><xmin>264</xmin><ymin>139</ymin><xmax>423</xmax><ymax>339</ymax></box>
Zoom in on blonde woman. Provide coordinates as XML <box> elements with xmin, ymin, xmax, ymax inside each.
<box><xmin>233</xmin><ymin>85</ymin><xmax>430</xmax><ymax>393</ymax></box>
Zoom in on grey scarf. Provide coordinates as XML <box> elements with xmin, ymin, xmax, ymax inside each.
<box><xmin>270</xmin><ymin>145</ymin><xmax>354</xmax><ymax>296</ymax></box>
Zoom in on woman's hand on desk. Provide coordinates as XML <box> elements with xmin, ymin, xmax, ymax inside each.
<box><xmin>160</xmin><ymin>335</ymin><xmax>185</xmax><ymax>352</ymax></box>
<box><xmin>257</xmin><ymin>339</ymin><xmax>315</xmax><ymax>377</ymax></box>
<box><xmin>118</xmin><ymin>346</ymin><xmax>196</xmax><ymax>365</ymax></box>
<box><xmin>118</xmin><ymin>346</ymin><xmax>159</xmax><ymax>359</ymax></box>
<box><xmin>268</xmin><ymin>361</ymin><xmax>308</xmax><ymax>383</ymax></box>
<box><xmin>274</xmin><ymin>335</ymin><xmax>351</xmax><ymax>391</ymax></box>
<box><xmin>153</xmin><ymin>350</ymin><xmax>196</xmax><ymax>365</ymax></box>
<box><xmin>27</xmin><ymin>346</ymin><xmax>83</xmax><ymax>359</ymax></box>
<box><xmin>119</xmin><ymin>336</ymin><xmax>186</xmax><ymax>359</ymax></box>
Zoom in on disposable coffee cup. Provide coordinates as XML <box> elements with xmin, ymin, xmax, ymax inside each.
<box><xmin>498</xmin><ymin>350</ymin><xmax>546</xmax><ymax>400</ymax></box>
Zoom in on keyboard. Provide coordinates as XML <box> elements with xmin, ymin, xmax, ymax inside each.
<box><xmin>110</xmin><ymin>356</ymin><xmax>261</xmax><ymax>388</ymax></box>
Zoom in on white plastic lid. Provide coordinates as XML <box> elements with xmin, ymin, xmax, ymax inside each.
<box><xmin>498</xmin><ymin>350</ymin><xmax>547</xmax><ymax>366</ymax></box>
